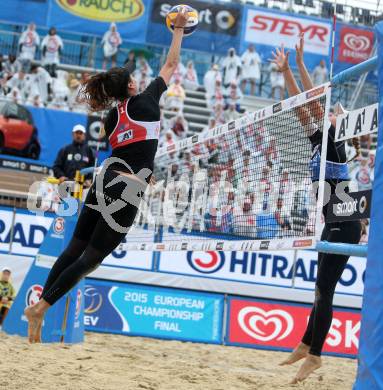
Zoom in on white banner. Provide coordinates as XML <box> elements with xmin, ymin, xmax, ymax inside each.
<box><xmin>0</xmin><ymin>254</ymin><xmax>34</xmax><ymax>292</ymax></box>
<box><xmin>158</xmin><ymin>250</ymin><xmax>365</xmax><ymax>296</ymax></box>
<box><xmin>0</xmin><ymin>208</ymin><xmax>153</xmax><ymax>271</ymax></box>
<box><xmin>335</xmin><ymin>103</ymin><xmax>379</xmax><ymax>141</ymax></box>
<box><xmin>244</xmin><ymin>9</ymin><xmax>331</xmax><ymax>55</ymax></box>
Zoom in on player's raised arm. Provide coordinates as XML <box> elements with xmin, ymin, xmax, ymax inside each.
<box><xmin>159</xmin><ymin>7</ymin><xmax>189</xmax><ymax>85</ymax></box>
<box><xmin>270</xmin><ymin>45</ymin><xmax>301</xmax><ymax>97</ymax></box>
<box><xmin>295</xmin><ymin>34</ymin><xmax>315</xmax><ymax>91</ymax></box>
<box><xmin>270</xmin><ymin>46</ymin><xmax>312</xmax><ymax>132</ymax></box>
<box><xmin>295</xmin><ymin>34</ymin><xmax>324</xmax><ymax>122</ymax></box>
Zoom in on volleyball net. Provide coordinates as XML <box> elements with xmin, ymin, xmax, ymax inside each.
<box><xmin>119</xmin><ymin>83</ymin><xmax>331</xmax><ymax>252</ymax></box>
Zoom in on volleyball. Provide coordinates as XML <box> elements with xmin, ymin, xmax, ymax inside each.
<box><xmin>166</xmin><ymin>4</ymin><xmax>199</xmax><ymax>36</ymax></box>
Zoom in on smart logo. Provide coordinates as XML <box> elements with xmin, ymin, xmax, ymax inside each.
<box><xmin>187</xmin><ymin>251</ymin><xmax>225</xmax><ymax>274</ymax></box>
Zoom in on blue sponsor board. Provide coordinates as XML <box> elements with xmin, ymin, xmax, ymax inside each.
<box><xmin>26</xmin><ymin>106</ymin><xmax>110</xmax><ymax>168</ymax></box>
<box><xmin>84</xmin><ymin>279</ymin><xmax>224</xmax><ymax>344</ymax></box>
<box><xmin>1</xmin><ymin>0</ymin><xmax>150</xmax><ymax>40</ymax></box>
<box><xmin>3</xmin><ymin>212</ymin><xmax>84</xmax><ymax>343</ymax></box>
<box><xmin>159</xmin><ymin>250</ymin><xmax>365</xmax><ymax>297</ymax></box>
<box><xmin>146</xmin><ymin>0</ymin><xmax>242</xmax><ymax>54</ymax></box>
<box><xmin>354</xmin><ymin>21</ymin><xmax>383</xmax><ymax>390</ymax></box>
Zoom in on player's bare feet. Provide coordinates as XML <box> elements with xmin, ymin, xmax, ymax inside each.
<box><xmin>291</xmin><ymin>354</ymin><xmax>322</xmax><ymax>383</ymax></box>
<box><xmin>24</xmin><ymin>305</ymin><xmax>43</xmax><ymax>343</ymax></box>
<box><xmin>34</xmin><ymin>316</ymin><xmax>43</xmax><ymax>343</ymax></box>
<box><xmin>279</xmin><ymin>342</ymin><xmax>310</xmax><ymax>365</ymax></box>
<box><xmin>24</xmin><ymin>299</ymin><xmax>50</xmax><ymax>343</ymax></box>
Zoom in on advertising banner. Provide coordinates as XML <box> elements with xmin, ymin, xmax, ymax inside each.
<box><xmin>84</xmin><ymin>279</ymin><xmax>224</xmax><ymax>343</ymax></box>
<box><xmin>0</xmin><ymin>0</ymin><xmax>49</xmax><ymax>26</ymax></box>
<box><xmin>0</xmin><ymin>206</ymin><xmax>153</xmax><ymax>270</ymax></box>
<box><xmin>335</xmin><ymin>103</ymin><xmax>378</xmax><ymax>142</ymax></box>
<box><xmin>27</xmin><ymin>105</ymin><xmax>110</xmax><ymax>167</ymax></box>
<box><xmin>326</xmin><ymin>190</ymin><xmax>371</xmax><ymax>223</ymax></box>
<box><xmin>241</xmin><ymin>7</ymin><xmax>331</xmax><ymax>69</ymax></box>
<box><xmin>1</xmin><ymin>0</ymin><xmax>150</xmax><ymax>40</ymax></box>
<box><xmin>146</xmin><ymin>0</ymin><xmax>242</xmax><ymax>54</ymax></box>
<box><xmin>3</xmin><ymin>259</ymin><xmax>84</xmax><ymax>343</ymax></box>
<box><xmin>227</xmin><ymin>297</ymin><xmax>361</xmax><ymax>357</ymax></box>
<box><xmin>159</xmin><ymin>250</ymin><xmax>366</xmax><ymax>296</ymax></box>
<box><xmin>337</xmin><ymin>25</ymin><xmax>375</xmax><ymax>65</ymax></box>
<box><xmin>0</xmin><ymin>102</ymin><xmax>111</xmax><ymax>169</ymax></box>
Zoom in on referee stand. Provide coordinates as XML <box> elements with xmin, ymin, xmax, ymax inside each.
<box><xmin>3</xmin><ymin>171</ymin><xmax>86</xmax><ymax>343</ymax></box>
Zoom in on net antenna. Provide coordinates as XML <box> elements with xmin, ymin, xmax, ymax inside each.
<box><xmin>330</xmin><ymin>0</ymin><xmax>337</xmax><ymax>81</ymax></box>
<box><xmin>118</xmin><ymin>84</ymin><xmax>332</xmax><ymax>252</ymax></box>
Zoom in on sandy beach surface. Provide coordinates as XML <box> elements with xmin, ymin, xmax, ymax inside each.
<box><xmin>1</xmin><ymin>331</ymin><xmax>356</xmax><ymax>390</ymax></box>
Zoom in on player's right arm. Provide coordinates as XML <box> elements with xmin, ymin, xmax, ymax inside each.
<box><xmin>295</xmin><ymin>34</ymin><xmax>315</xmax><ymax>91</ymax></box>
<box><xmin>159</xmin><ymin>7</ymin><xmax>189</xmax><ymax>85</ymax></box>
<box><xmin>295</xmin><ymin>34</ymin><xmax>324</xmax><ymax>122</ymax></box>
<box><xmin>270</xmin><ymin>45</ymin><xmax>312</xmax><ymax>132</ymax></box>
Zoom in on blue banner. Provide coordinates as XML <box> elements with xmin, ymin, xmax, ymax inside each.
<box><xmin>3</xmin><ymin>211</ymin><xmax>84</xmax><ymax>343</ymax></box>
<box><xmin>0</xmin><ymin>0</ymin><xmax>49</xmax><ymax>26</ymax></box>
<box><xmin>0</xmin><ymin>104</ymin><xmax>110</xmax><ymax>167</ymax></box>
<box><xmin>146</xmin><ymin>0</ymin><xmax>242</xmax><ymax>54</ymax></box>
<box><xmin>354</xmin><ymin>21</ymin><xmax>383</xmax><ymax>390</ymax></box>
<box><xmin>2</xmin><ymin>0</ymin><xmax>150</xmax><ymax>41</ymax></box>
<box><xmin>84</xmin><ymin>279</ymin><xmax>224</xmax><ymax>343</ymax></box>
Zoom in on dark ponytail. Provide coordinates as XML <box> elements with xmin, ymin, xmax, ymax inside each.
<box><xmin>348</xmin><ymin>137</ymin><xmax>361</xmax><ymax>162</ymax></box>
<box><xmin>77</xmin><ymin>67</ymin><xmax>131</xmax><ymax>112</ymax></box>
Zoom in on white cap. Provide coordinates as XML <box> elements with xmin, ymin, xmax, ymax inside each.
<box><xmin>1</xmin><ymin>266</ymin><xmax>11</xmax><ymax>273</ymax></box>
<box><xmin>72</xmin><ymin>124</ymin><xmax>86</xmax><ymax>133</ymax></box>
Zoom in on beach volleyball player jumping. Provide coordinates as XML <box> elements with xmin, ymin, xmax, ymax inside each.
<box><xmin>271</xmin><ymin>36</ymin><xmax>361</xmax><ymax>383</ymax></box>
<box><xmin>24</xmin><ymin>7</ymin><xmax>190</xmax><ymax>343</ymax></box>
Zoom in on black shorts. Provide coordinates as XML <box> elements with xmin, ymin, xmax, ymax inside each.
<box><xmin>73</xmin><ymin>169</ymin><xmax>147</xmax><ymax>252</ymax></box>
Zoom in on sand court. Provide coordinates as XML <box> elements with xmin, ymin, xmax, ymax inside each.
<box><xmin>1</xmin><ymin>331</ymin><xmax>356</xmax><ymax>390</ymax></box>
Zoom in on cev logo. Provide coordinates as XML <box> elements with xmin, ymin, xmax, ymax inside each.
<box><xmin>57</xmin><ymin>0</ymin><xmax>145</xmax><ymax>23</ymax></box>
<box><xmin>187</xmin><ymin>251</ymin><xmax>225</xmax><ymax>274</ymax></box>
<box><xmin>84</xmin><ymin>286</ymin><xmax>103</xmax><ymax>314</ymax></box>
<box><xmin>26</xmin><ymin>284</ymin><xmax>43</xmax><ymax>307</ymax></box>
<box><xmin>344</xmin><ymin>33</ymin><xmax>371</xmax><ymax>52</ymax></box>
<box><xmin>237</xmin><ymin>306</ymin><xmax>294</xmax><ymax>342</ymax></box>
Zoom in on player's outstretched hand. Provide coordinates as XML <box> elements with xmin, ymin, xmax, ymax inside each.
<box><xmin>174</xmin><ymin>6</ymin><xmax>190</xmax><ymax>29</ymax></box>
<box><xmin>295</xmin><ymin>33</ymin><xmax>305</xmax><ymax>63</ymax></box>
<box><xmin>270</xmin><ymin>44</ymin><xmax>290</xmax><ymax>72</ymax></box>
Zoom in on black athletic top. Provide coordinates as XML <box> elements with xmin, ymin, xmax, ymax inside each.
<box><xmin>309</xmin><ymin>124</ymin><xmax>350</xmax><ymax>218</ymax></box>
<box><xmin>104</xmin><ymin>77</ymin><xmax>167</xmax><ymax>173</ymax></box>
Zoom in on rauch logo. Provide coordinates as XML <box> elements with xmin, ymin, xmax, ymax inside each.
<box><xmin>237</xmin><ymin>306</ymin><xmax>294</xmax><ymax>342</ymax></box>
<box><xmin>187</xmin><ymin>251</ymin><xmax>225</xmax><ymax>274</ymax></box>
<box><xmin>57</xmin><ymin>0</ymin><xmax>145</xmax><ymax>23</ymax></box>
